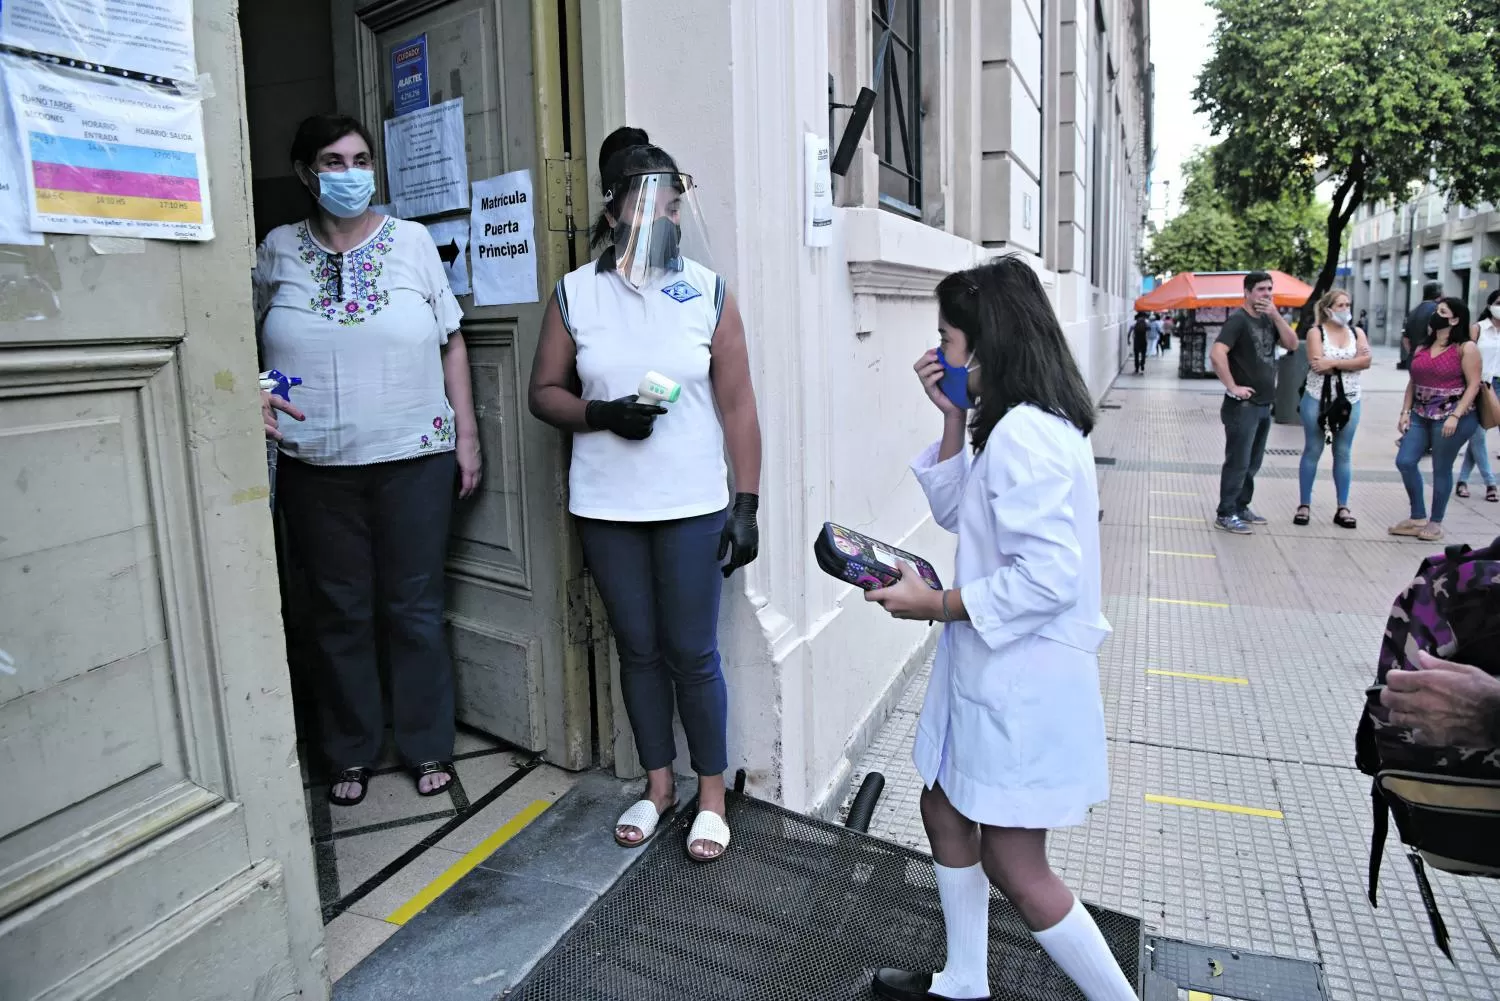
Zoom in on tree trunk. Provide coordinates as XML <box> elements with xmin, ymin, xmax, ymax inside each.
<box><xmin>1298</xmin><ymin>157</ymin><xmax>1367</xmax><ymax>333</ymax></box>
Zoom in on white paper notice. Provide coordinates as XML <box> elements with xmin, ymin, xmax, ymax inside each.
<box><xmin>424</xmin><ymin>218</ymin><xmax>470</xmax><ymax>297</ymax></box>
<box><xmin>803</xmin><ymin>132</ymin><xmax>833</xmax><ymax>247</ymax></box>
<box><xmin>2</xmin><ymin>58</ymin><xmax>213</xmax><ymax>240</ymax></box>
<box><xmin>0</xmin><ymin>69</ymin><xmax>43</xmax><ymax>245</ymax></box>
<box><xmin>0</xmin><ymin>0</ymin><xmax>197</xmax><ymax>82</ymax></box>
<box><xmin>384</xmin><ymin>98</ymin><xmax>468</xmax><ymax>219</ymax></box>
<box><xmin>469</xmin><ymin>170</ymin><xmax>538</xmax><ymax>307</ymax></box>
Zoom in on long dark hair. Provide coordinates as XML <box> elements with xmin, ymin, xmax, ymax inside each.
<box><xmin>936</xmin><ymin>255</ymin><xmax>1096</xmax><ymax>451</ymax></box>
<box><xmin>1435</xmin><ymin>296</ymin><xmax>1472</xmax><ymax>344</ymax></box>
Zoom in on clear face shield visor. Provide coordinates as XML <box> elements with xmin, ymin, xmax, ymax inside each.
<box><xmin>604</xmin><ymin>171</ymin><xmax>714</xmax><ymax>288</ymax></box>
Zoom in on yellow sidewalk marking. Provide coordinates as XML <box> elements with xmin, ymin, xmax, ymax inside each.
<box><xmin>386</xmin><ymin>799</ymin><xmax>552</xmax><ymax>925</ymax></box>
<box><xmin>1149</xmin><ymin>597</ymin><xmax>1230</xmax><ymax>609</ymax></box>
<box><xmin>1149</xmin><ymin>550</ymin><xmax>1217</xmax><ymax>559</ymax></box>
<box><xmin>1148</xmin><ymin>515</ymin><xmax>1201</xmax><ymax>523</ymax></box>
<box><xmin>1147</xmin><ymin>669</ymin><xmax>1249</xmax><ymax>685</ymax></box>
<box><xmin>1145</xmin><ymin>794</ymin><xmax>1284</xmax><ymax>820</ymax></box>
<box><xmin>1150</xmin><ymin>490</ymin><xmax>1198</xmax><ymax>496</ymax></box>
<box><xmin>1188</xmin><ymin>993</ymin><xmax>1214</xmax><ymax>1001</ymax></box>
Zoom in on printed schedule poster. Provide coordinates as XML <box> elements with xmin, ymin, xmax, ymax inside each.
<box><xmin>390</xmin><ymin>34</ymin><xmax>429</xmax><ymax>117</ymax></box>
<box><xmin>2</xmin><ymin>59</ymin><xmax>213</xmax><ymax>240</ymax></box>
<box><xmin>469</xmin><ymin>170</ymin><xmax>537</xmax><ymax>306</ymax></box>
<box><xmin>0</xmin><ymin>0</ymin><xmax>197</xmax><ymax>82</ymax></box>
<box><xmin>384</xmin><ymin>97</ymin><xmax>468</xmax><ymax>219</ymax></box>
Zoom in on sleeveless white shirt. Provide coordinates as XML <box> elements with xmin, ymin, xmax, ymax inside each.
<box><xmin>557</xmin><ymin>256</ymin><xmax>730</xmax><ymax>521</ymax></box>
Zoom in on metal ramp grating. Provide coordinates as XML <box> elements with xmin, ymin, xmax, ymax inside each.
<box><xmin>510</xmin><ymin>793</ymin><xmax>1142</xmax><ymax>1001</ymax></box>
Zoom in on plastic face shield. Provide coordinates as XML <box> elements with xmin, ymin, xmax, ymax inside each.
<box><xmin>605</xmin><ymin>171</ymin><xmax>714</xmax><ymax>288</ymax></box>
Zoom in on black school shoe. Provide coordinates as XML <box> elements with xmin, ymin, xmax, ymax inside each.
<box><xmin>872</xmin><ymin>969</ymin><xmax>991</xmax><ymax>1001</ymax></box>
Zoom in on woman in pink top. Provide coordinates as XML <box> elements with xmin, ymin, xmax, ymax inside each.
<box><xmin>1390</xmin><ymin>297</ymin><xmax>1484</xmax><ymax>541</ymax></box>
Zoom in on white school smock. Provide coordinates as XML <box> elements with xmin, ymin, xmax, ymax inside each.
<box><xmin>911</xmin><ymin>404</ymin><xmax>1112</xmax><ymax>829</ymax></box>
<box><xmin>254</xmin><ymin>216</ymin><xmax>463</xmax><ymax>466</ymax></box>
<box><xmin>557</xmin><ymin>255</ymin><xmax>730</xmax><ymax>522</ymax></box>
<box><xmin>1476</xmin><ymin>318</ymin><xmax>1500</xmax><ymax>382</ymax></box>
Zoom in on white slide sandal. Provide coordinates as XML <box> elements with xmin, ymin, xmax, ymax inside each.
<box><xmin>614</xmin><ymin>798</ymin><xmax>676</xmax><ymax>848</ymax></box>
<box><xmin>687</xmin><ymin>809</ymin><xmax>731</xmax><ymax>863</ymax></box>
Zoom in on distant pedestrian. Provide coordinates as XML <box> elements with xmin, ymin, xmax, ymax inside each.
<box><xmin>1131</xmin><ymin>312</ymin><xmax>1149</xmax><ymax>374</ymax></box>
<box><xmin>1401</xmin><ymin>281</ymin><xmax>1443</xmax><ymax>370</ymax></box>
<box><xmin>1147</xmin><ymin>313</ymin><xmax>1162</xmax><ymax>356</ymax></box>
<box><xmin>1390</xmin><ymin>298</ymin><xmax>1484</xmax><ymax>542</ymax></box>
<box><xmin>1160</xmin><ymin>314</ymin><xmax>1173</xmax><ymax>352</ymax></box>
<box><xmin>1357</xmin><ymin>308</ymin><xmax>1369</xmax><ymax>332</ymax></box>
<box><xmin>1211</xmin><ymin>272</ymin><xmax>1298</xmax><ymax>534</ymax></box>
<box><xmin>1295</xmin><ymin>290</ymin><xmax>1370</xmax><ymax>529</ymax></box>
<box><xmin>1456</xmin><ymin>288</ymin><xmax>1500</xmax><ymax>503</ymax></box>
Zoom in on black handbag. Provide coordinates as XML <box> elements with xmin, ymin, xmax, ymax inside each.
<box><xmin>1318</xmin><ymin>370</ymin><xmax>1352</xmax><ymax>444</ymax></box>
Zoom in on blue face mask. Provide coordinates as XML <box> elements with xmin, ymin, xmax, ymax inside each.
<box><xmin>936</xmin><ymin>348</ymin><xmax>974</xmax><ymax>411</ymax></box>
<box><xmin>314</xmin><ymin>167</ymin><xmax>376</xmax><ymax>219</ymax></box>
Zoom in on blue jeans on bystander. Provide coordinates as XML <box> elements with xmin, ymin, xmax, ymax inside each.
<box><xmin>1396</xmin><ymin>411</ymin><xmax>1480</xmax><ymax>523</ymax></box>
<box><xmin>1298</xmin><ymin>392</ymin><xmax>1361</xmax><ymax>508</ymax></box>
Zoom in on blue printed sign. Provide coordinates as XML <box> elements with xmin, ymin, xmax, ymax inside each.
<box><xmin>391</xmin><ymin>35</ymin><xmax>429</xmax><ymax>117</ymax></box>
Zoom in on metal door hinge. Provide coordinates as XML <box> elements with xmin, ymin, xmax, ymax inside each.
<box><xmin>546</xmin><ymin>157</ymin><xmax>579</xmax><ymax>237</ymax></box>
<box><xmin>565</xmin><ymin>572</ymin><xmax>592</xmax><ymax>645</ymax></box>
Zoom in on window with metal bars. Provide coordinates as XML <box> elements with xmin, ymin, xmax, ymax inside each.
<box><xmin>871</xmin><ymin>0</ymin><xmax>922</xmax><ymax>218</ymax></box>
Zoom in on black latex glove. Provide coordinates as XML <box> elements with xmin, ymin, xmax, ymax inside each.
<box><xmin>585</xmin><ymin>395</ymin><xmax>667</xmax><ymax>441</ymax></box>
<box><xmin>718</xmin><ymin>492</ymin><xmax>759</xmax><ymax>578</ymax></box>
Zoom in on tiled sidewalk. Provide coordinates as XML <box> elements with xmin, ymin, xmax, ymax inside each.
<box><xmin>846</xmin><ymin>348</ymin><xmax>1500</xmax><ymax>1001</ymax></box>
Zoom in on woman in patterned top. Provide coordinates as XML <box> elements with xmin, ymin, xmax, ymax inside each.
<box><xmin>1390</xmin><ymin>297</ymin><xmax>1484</xmax><ymax>543</ymax></box>
<box><xmin>254</xmin><ymin>114</ymin><xmax>481</xmax><ymax>807</ymax></box>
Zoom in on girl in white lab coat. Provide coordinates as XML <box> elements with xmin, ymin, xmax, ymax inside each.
<box><xmin>864</xmin><ymin>256</ymin><xmax>1132</xmax><ymax>1001</ymax></box>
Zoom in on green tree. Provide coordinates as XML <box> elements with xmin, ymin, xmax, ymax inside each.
<box><xmin>1143</xmin><ymin>148</ymin><xmax>1326</xmax><ymax>279</ymax></box>
<box><xmin>1194</xmin><ymin>0</ymin><xmax>1500</xmax><ymax>330</ymax></box>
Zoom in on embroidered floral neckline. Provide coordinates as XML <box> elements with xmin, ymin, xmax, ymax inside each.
<box><xmin>298</xmin><ymin>217</ymin><xmax>396</xmax><ymax>325</ymax></box>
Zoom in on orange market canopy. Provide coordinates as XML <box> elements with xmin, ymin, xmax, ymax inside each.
<box><xmin>1134</xmin><ymin>271</ymin><xmax>1314</xmax><ymax>312</ymax></box>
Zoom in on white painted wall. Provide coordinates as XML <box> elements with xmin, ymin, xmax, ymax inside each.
<box><xmin>586</xmin><ymin>0</ymin><xmax>1148</xmax><ymax>813</ymax></box>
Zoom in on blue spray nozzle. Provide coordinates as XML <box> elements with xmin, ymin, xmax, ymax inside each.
<box><xmin>260</xmin><ymin>369</ymin><xmax>303</xmax><ymax>401</ymax></box>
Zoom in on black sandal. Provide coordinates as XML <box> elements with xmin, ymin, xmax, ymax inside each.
<box><xmin>1334</xmin><ymin>508</ymin><xmax>1357</xmax><ymax>529</ymax></box>
<box><xmin>328</xmin><ymin>766</ymin><xmax>370</xmax><ymax>807</ymax></box>
<box><xmin>414</xmin><ymin>760</ymin><xmax>455</xmax><ymax>797</ymax></box>
<box><xmin>1488</xmin><ymin>486</ymin><xmax>1498</xmax><ymax>503</ymax></box>
<box><xmin>1293</xmin><ymin>506</ymin><xmax>1310</xmax><ymax>526</ymax></box>
<box><xmin>1456</xmin><ymin>482</ymin><xmax>1470</xmax><ymax>498</ymax></box>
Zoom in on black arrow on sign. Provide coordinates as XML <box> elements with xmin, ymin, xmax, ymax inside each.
<box><xmin>437</xmin><ymin>239</ymin><xmax>461</xmax><ymax>265</ymax></box>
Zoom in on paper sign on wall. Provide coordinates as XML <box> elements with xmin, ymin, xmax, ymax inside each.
<box><xmin>2</xmin><ymin>56</ymin><xmax>213</xmax><ymax>241</ymax></box>
<box><xmin>424</xmin><ymin>217</ymin><xmax>471</xmax><ymax>297</ymax></box>
<box><xmin>0</xmin><ymin>0</ymin><xmax>197</xmax><ymax>82</ymax></box>
<box><xmin>384</xmin><ymin>97</ymin><xmax>468</xmax><ymax>219</ymax></box>
<box><xmin>390</xmin><ymin>34</ymin><xmax>429</xmax><ymax>117</ymax></box>
<box><xmin>469</xmin><ymin>170</ymin><xmax>538</xmax><ymax>306</ymax></box>
<box><xmin>804</xmin><ymin>133</ymin><xmax>833</xmax><ymax>247</ymax></box>
<box><xmin>0</xmin><ymin>69</ymin><xmax>43</xmax><ymax>245</ymax></box>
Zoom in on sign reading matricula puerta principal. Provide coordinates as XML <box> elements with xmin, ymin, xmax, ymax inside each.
<box><xmin>469</xmin><ymin>169</ymin><xmax>538</xmax><ymax>306</ymax></box>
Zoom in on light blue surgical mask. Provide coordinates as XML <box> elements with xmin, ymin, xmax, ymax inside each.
<box><xmin>314</xmin><ymin>167</ymin><xmax>376</xmax><ymax>218</ymax></box>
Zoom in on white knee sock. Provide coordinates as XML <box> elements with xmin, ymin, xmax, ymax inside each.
<box><xmin>929</xmin><ymin>862</ymin><xmax>991</xmax><ymax>999</ymax></box>
<box><xmin>1031</xmin><ymin>896</ymin><xmax>1136</xmax><ymax>1001</ymax></box>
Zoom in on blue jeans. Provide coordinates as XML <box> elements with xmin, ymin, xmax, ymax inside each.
<box><xmin>577</xmin><ymin>509</ymin><xmax>729</xmax><ymax>775</ymax></box>
<box><xmin>1298</xmin><ymin>392</ymin><xmax>1361</xmax><ymax>507</ymax></box>
<box><xmin>1218</xmin><ymin>398</ymin><xmax>1272</xmax><ymax>517</ymax></box>
<box><xmin>1396</xmin><ymin>411</ymin><xmax>1480</xmax><ymax>522</ymax></box>
<box><xmin>1457</xmin><ymin>377</ymin><xmax>1499</xmax><ymax>487</ymax></box>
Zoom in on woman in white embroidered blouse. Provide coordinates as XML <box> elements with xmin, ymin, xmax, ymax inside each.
<box><xmin>253</xmin><ymin>115</ymin><xmax>480</xmax><ymax>807</ymax></box>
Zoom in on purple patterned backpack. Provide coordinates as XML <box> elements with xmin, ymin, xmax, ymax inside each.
<box><xmin>1355</xmin><ymin>541</ymin><xmax>1500</xmax><ymax>960</ymax></box>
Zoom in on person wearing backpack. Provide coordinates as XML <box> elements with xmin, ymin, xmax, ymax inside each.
<box><xmin>1381</xmin><ymin>650</ymin><xmax>1500</xmax><ymax>747</ymax></box>
<box><xmin>1295</xmin><ymin>290</ymin><xmax>1370</xmax><ymax>529</ymax></box>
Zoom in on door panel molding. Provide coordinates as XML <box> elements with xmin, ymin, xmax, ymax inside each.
<box><xmin>446</xmin><ymin>612</ymin><xmax>545</xmax><ymax>750</ymax></box>
<box><xmin>0</xmin><ymin>344</ymin><xmax>231</xmax><ymax>916</ymax></box>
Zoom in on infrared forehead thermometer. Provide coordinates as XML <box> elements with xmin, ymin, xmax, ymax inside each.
<box><xmin>637</xmin><ymin>371</ymin><xmax>680</xmax><ymax>406</ymax></box>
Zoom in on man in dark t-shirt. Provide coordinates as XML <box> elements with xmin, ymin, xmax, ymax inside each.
<box><xmin>1400</xmin><ymin>281</ymin><xmax>1443</xmax><ymax>370</ymax></box>
<box><xmin>1131</xmin><ymin>313</ymin><xmax>1150</xmax><ymax>374</ymax></box>
<box><xmin>1210</xmin><ymin>271</ymin><xmax>1298</xmax><ymax>533</ymax></box>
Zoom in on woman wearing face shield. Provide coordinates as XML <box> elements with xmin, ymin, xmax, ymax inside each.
<box><xmin>253</xmin><ymin>114</ymin><xmax>481</xmax><ymax>806</ymax></box>
<box><xmin>528</xmin><ymin>140</ymin><xmax>763</xmax><ymax>862</ymax></box>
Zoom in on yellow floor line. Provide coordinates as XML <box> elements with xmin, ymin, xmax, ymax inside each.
<box><xmin>1149</xmin><ymin>550</ymin><xmax>1216</xmax><ymax>559</ymax></box>
<box><xmin>1145</xmin><ymin>794</ymin><xmax>1284</xmax><ymax>820</ymax></box>
<box><xmin>1147</xmin><ymin>668</ymin><xmax>1249</xmax><ymax>685</ymax></box>
<box><xmin>1149</xmin><ymin>597</ymin><xmax>1230</xmax><ymax>609</ymax></box>
<box><xmin>386</xmin><ymin>799</ymin><xmax>552</xmax><ymax>925</ymax></box>
<box><xmin>1188</xmin><ymin>993</ymin><xmax>1214</xmax><ymax>1001</ymax></box>
<box><xmin>1148</xmin><ymin>515</ymin><xmax>1201</xmax><ymax>523</ymax></box>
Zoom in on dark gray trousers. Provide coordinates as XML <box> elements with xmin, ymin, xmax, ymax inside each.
<box><xmin>278</xmin><ymin>452</ymin><xmax>457</xmax><ymax>769</ymax></box>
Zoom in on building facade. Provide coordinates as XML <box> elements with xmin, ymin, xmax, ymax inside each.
<box><xmin>1342</xmin><ymin>187</ymin><xmax>1500</xmax><ymax>344</ymax></box>
<box><xmin>1</xmin><ymin>1</ymin><xmax>1150</xmax><ymax>996</ymax></box>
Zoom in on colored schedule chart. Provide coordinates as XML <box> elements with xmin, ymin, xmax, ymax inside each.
<box><xmin>2</xmin><ymin>58</ymin><xmax>213</xmax><ymax>240</ymax></box>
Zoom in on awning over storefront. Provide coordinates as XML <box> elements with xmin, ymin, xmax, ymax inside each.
<box><xmin>1134</xmin><ymin>270</ymin><xmax>1314</xmax><ymax>312</ymax></box>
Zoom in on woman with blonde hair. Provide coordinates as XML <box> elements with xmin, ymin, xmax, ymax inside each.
<box><xmin>1294</xmin><ymin>289</ymin><xmax>1370</xmax><ymax>528</ymax></box>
